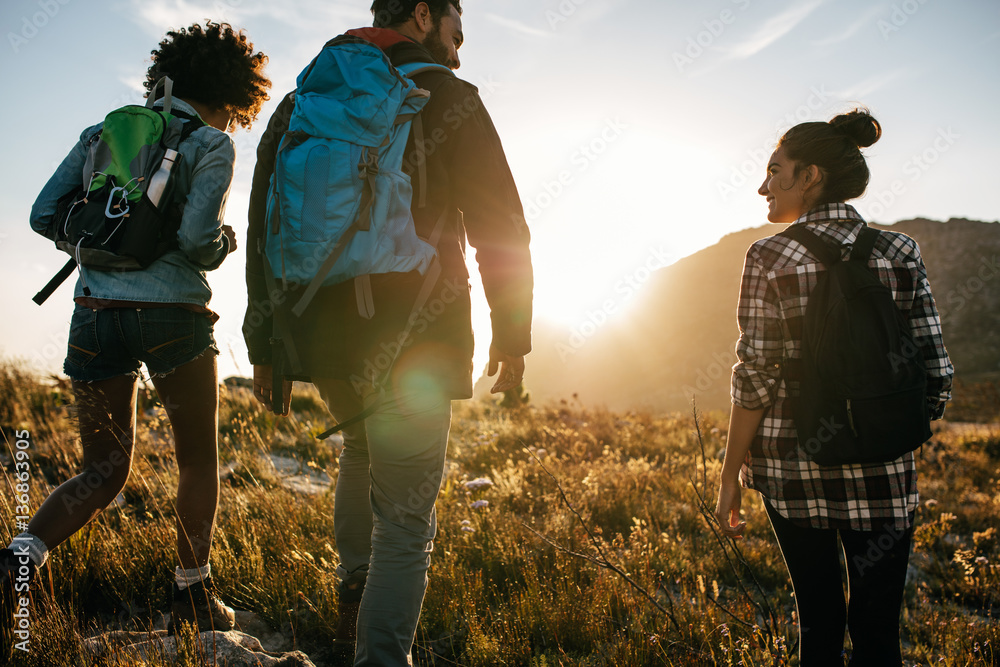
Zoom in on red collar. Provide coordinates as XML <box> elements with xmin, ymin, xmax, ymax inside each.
<box><xmin>344</xmin><ymin>28</ymin><xmax>417</xmax><ymax>50</ymax></box>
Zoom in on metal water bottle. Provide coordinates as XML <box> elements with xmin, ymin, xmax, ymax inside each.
<box><xmin>146</xmin><ymin>149</ymin><xmax>179</xmax><ymax>208</ymax></box>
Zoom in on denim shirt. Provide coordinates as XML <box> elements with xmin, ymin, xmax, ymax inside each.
<box><xmin>30</xmin><ymin>98</ymin><xmax>235</xmax><ymax>307</ymax></box>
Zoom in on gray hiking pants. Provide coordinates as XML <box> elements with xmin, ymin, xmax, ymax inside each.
<box><xmin>313</xmin><ymin>378</ymin><xmax>452</xmax><ymax>667</ymax></box>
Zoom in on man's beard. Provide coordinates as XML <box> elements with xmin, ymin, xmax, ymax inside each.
<box><xmin>423</xmin><ymin>23</ymin><xmax>454</xmax><ymax>69</ymax></box>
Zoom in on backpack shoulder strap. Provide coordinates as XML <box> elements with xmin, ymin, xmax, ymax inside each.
<box><xmin>164</xmin><ymin>109</ymin><xmax>206</xmax><ymax>145</ymax></box>
<box><xmin>780</xmin><ymin>224</ymin><xmax>841</xmax><ymax>268</ymax></box>
<box><xmin>849</xmin><ymin>225</ymin><xmax>880</xmax><ymax>263</ymax></box>
<box><xmin>146</xmin><ymin>76</ymin><xmax>174</xmax><ymax>113</ymax></box>
<box><xmin>396</xmin><ymin>62</ymin><xmax>454</xmax><ymax>79</ymax></box>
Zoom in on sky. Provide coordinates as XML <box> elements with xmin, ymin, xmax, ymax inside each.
<box><xmin>1</xmin><ymin>0</ymin><xmax>998</xmax><ymax>384</ymax></box>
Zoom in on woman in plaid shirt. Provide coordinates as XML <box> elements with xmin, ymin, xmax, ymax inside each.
<box><xmin>714</xmin><ymin>109</ymin><xmax>953</xmax><ymax>666</ymax></box>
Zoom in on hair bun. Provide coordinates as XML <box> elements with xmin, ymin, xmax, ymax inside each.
<box><xmin>829</xmin><ymin>108</ymin><xmax>882</xmax><ymax>148</ymax></box>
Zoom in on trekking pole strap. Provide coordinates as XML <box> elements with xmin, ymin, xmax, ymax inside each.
<box><xmin>316</xmin><ymin>388</ymin><xmax>384</xmax><ymax>439</ymax></box>
<box><xmin>368</xmin><ymin>206</ymin><xmax>451</xmax><ymax>383</ymax></box>
<box><xmin>291</xmin><ymin>219</ymin><xmax>363</xmax><ymax>318</ymax></box>
<box><xmin>33</xmin><ymin>258</ymin><xmax>78</xmax><ymax>305</ymax></box>
<box><xmin>412</xmin><ymin>114</ymin><xmax>428</xmax><ymax>208</ymax></box>
<box><xmin>314</xmin><ymin>208</ymin><xmax>452</xmax><ymax>440</ymax></box>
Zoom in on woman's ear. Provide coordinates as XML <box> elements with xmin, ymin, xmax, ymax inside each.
<box><xmin>801</xmin><ymin>164</ymin><xmax>824</xmax><ymax>195</ymax></box>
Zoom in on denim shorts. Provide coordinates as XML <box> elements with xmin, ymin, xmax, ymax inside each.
<box><xmin>64</xmin><ymin>305</ymin><xmax>218</xmax><ymax>382</ymax></box>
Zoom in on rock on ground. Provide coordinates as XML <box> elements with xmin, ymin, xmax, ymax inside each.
<box><xmin>85</xmin><ymin>627</ymin><xmax>316</xmax><ymax>666</ymax></box>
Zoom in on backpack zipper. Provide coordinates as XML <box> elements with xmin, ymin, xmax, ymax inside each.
<box><xmin>846</xmin><ymin>399</ymin><xmax>858</xmax><ymax>437</ymax></box>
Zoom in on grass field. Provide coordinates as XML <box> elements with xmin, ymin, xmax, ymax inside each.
<box><xmin>1</xmin><ymin>359</ymin><xmax>998</xmax><ymax>666</ymax></box>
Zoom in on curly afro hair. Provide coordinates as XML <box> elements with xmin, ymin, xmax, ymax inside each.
<box><xmin>144</xmin><ymin>21</ymin><xmax>270</xmax><ymax>131</ymax></box>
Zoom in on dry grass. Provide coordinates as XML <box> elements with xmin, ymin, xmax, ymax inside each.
<box><xmin>1</xmin><ymin>358</ymin><xmax>997</xmax><ymax>666</ymax></box>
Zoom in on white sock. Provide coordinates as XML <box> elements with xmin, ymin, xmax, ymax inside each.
<box><xmin>175</xmin><ymin>563</ymin><xmax>211</xmax><ymax>591</ymax></box>
<box><xmin>8</xmin><ymin>533</ymin><xmax>48</xmax><ymax>568</ymax></box>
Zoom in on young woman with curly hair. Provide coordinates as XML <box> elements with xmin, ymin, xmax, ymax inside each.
<box><xmin>2</xmin><ymin>21</ymin><xmax>270</xmax><ymax>646</ymax></box>
<box><xmin>716</xmin><ymin>109</ymin><xmax>953</xmax><ymax>665</ymax></box>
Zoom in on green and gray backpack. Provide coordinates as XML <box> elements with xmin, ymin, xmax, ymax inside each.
<box><xmin>34</xmin><ymin>77</ymin><xmax>204</xmax><ymax>304</ymax></box>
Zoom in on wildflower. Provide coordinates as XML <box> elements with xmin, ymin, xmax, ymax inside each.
<box><xmin>471</xmin><ymin>499</ymin><xmax>489</xmax><ymax>509</ymax></box>
<box><xmin>460</xmin><ymin>519</ymin><xmax>471</xmax><ymax>526</ymax></box>
<box><xmin>976</xmin><ymin>556</ymin><xmax>989</xmax><ymax>565</ymax></box>
<box><xmin>461</xmin><ymin>526</ymin><xmax>476</xmax><ymax>533</ymax></box>
<box><xmin>464</xmin><ymin>477</ymin><xmax>494</xmax><ymax>491</ymax></box>
<box><xmin>925</xmin><ymin>499</ymin><xmax>939</xmax><ymax>508</ymax></box>
<box><xmin>720</xmin><ymin>623</ymin><xmax>730</xmax><ymax>637</ymax></box>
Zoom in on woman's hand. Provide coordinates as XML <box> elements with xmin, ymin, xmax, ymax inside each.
<box><xmin>715</xmin><ymin>477</ymin><xmax>746</xmax><ymax>539</ymax></box>
<box><xmin>715</xmin><ymin>404</ymin><xmax>765</xmax><ymax>540</ymax></box>
<box><xmin>222</xmin><ymin>225</ymin><xmax>238</xmax><ymax>254</ymax></box>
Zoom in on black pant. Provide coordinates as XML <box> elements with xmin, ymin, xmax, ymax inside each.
<box><xmin>763</xmin><ymin>501</ymin><xmax>914</xmax><ymax>667</ymax></box>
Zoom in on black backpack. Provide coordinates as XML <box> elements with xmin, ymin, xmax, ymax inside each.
<box><xmin>781</xmin><ymin>224</ymin><xmax>931</xmax><ymax>466</ymax></box>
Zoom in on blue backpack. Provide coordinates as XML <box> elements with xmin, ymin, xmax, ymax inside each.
<box><xmin>264</xmin><ymin>38</ymin><xmax>450</xmax><ymax>320</ymax></box>
<box><xmin>263</xmin><ymin>37</ymin><xmax>452</xmax><ymax>426</ymax></box>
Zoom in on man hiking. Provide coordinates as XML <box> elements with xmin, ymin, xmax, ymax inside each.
<box><xmin>242</xmin><ymin>1</ymin><xmax>533</xmax><ymax>664</ymax></box>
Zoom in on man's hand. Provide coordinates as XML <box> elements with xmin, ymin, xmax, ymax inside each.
<box><xmin>715</xmin><ymin>477</ymin><xmax>746</xmax><ymax>540</ymax></box>
<box><xmin>252</xmin><ymin>364</ymin><xmax>292</xmax><ymax>416</ymax></box>
<box><xmin>487</xmin><ymin>345</ymin><xmax>524</xmax><ymax>394</ymax></box>
<box><xmin>222</xmin><ymin>225</ymin><xmax>238</xmax><ymax>254</ymax></box>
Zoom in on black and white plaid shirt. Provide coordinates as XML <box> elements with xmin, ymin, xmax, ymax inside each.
<box><xmin>731</xmin><ymin>203</ymin><xmax>954</xmax><ymax>531</ymax></box>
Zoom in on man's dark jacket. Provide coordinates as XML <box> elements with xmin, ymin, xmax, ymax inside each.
<box><xmin>243</xmin><ymin>28</ymin><xmax>533</xmax><ymax>399</ymax></box>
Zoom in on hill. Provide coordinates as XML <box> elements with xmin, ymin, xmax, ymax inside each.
<box><xmin>518</xmin><ymin>217</ymin><xmax>1000</xmax><ymax>412</ymax></box>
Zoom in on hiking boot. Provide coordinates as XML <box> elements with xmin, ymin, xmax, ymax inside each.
<box><xmin>335</xmin><ymin>600</ymin><xmax>361</xmax><ymax>644</ymax></box>
<box><xmin>334</xmin><ymin>582</ymin><xmax>363</xmax><ymax>645</ymax></box>
<box><xmin>1</xmin><ymin>548</ymin><xmax>36</xmax><ymax>660</ymax></box>
<box><xmin>169</xmin><ymin>575</ymin><xmax>235</xmax><ymax>634</ymax></box>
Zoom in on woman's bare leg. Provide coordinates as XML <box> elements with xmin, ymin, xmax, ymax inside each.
<box><xmin>27</xmin><ymin>375</ymin><xmax>137</xmax><ymax>549</ymax></box>
<box><xmin>150</xmin><ymin>352</ymin><xmax>220</xmax><ymax>570</ymax></box>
